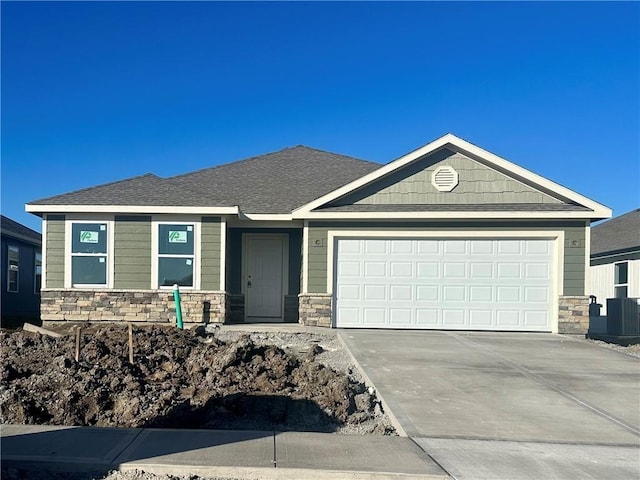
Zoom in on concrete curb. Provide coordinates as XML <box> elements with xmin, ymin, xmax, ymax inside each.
<box><xmin>118</xmin><ymin>464</ymin><xmax>449</xmax><ymax>479</ymax></box>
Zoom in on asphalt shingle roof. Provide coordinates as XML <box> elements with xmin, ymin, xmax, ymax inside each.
<box><xmin>591</xmin><ymin>208</ymin><xmax>640</xmax><ymax>257</ymax></box>
<box><xmin>29</xmin><ymin>146</ymin><xmax>381</xmax><ymax>213</ymax></box>
<box><xmin>1</xmin><ymin>215</ymin><xmax>42</xmax><ymax>245</ymax></box>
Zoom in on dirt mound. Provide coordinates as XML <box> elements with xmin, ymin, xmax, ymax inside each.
<box><xmin>0</xmin><ymin>325</ymin><xmax>395</xmax><ymax>434</ymax></box>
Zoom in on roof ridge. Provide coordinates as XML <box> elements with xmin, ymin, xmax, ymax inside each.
<box><xmin>169</xmin><ymin>145</ymin><xmax>378</xmax><ymax>181</ymax></box>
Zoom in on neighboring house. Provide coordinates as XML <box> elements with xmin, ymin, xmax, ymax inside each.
<box><xmin>589</xmin><ymin>209</ymin><xmax>640</xmax><ymax>315</ymax></box>
<box><xmin>26</xmin><ymin>134</ymin><xmax>611</xmax><ymax>334</ymax></box>
<box><xmin>1</xmin><ymin>215</ymin><xmax>42</xmax><ymax>323</ymax></box>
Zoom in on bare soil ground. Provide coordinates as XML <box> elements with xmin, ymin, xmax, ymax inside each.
<box><xmin>0</xmin><ymin>323</ymin><xmax>396</xmax><ymax>435</ymax></box>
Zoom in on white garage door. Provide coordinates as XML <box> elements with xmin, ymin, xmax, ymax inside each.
<box><xmin>335</xmin><ymin>238</ymin><xmax>554</xmax><ymax>331</ymax></box>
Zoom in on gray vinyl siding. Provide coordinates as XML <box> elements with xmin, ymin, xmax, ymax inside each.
<box><xmin>306</xmin><ymin>221</ymin><xmax>587</xmax><ymax>296</ymax></box>
<box><xmin>200</xmin><ymin>217</ymin><xmax>221</xmax><ymax>290</ymax></box>
<box><xmin>330</xmin><ymin>150</ymin><xmax>564</xmax><ymax>207</ymax></box>
<box><xmin>308</xmin><ymin>228</ymin><xmax>329</xmax><ymax>293</ymax></box>
<box><xmin>563</xmin><ymin>226</ymin><xmax>586</xmax><ymax>295</ymax></box>
<box><xmin>45</xmin><ymin>215</ymin><xmax>65</xmax><ymax>288</ymax></box>
<box><xmin>114</xmin><ymin>216</ymin><xmax>151</xmax><ymax>289</ymax></box>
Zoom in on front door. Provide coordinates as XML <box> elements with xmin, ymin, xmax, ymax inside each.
<box><xmin>244</xmin><ymin>235</ymin><xmax>285</xmax><ymax>321</ymax></box>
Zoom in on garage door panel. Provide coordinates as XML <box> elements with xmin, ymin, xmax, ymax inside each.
<box><xmin>524</xmin><ymin>311</ymin><xmax>549</xmax><ymax>327</ymax></box>
<box><xmin>338</xmin><ymin>261</ymin><xmax>361</xmax><ymax>277</ymax></box>
<box><xmin>417</xmin><ymin>240</ymin><xmax>440</xmax><ymax>254</ymax></box>
<box><xmin>443</xmin><ymin>310</ymin><xmax>465</xmax><ymax>326</ymax></box>
<box><xmin>469</xmin><ymin>310</ymin><xmax>493</xmax><ymax>327</ymax></box>
<box><xmin>339</xmin><ymin>239</ymin><xmax>362</xmax><ymax>254</ymax></box>
<box><xmin>390</xmin><ymin>309</ymin><xmax>412</xmax><ymax>325</ymax></box>
<box><xmin>526</xmin><ymin>240</ymin><xmax>550</xmax><ymax>254</ymax></box>
<box><xmin>471</xmin><ymin>240</ymin><xmax>494</xmax><ymax>254</ymax></box>
<box><xmin>497</xmin><ymin>310</ymin><xmax>521</xmax><ymax>327</ymax></box>
<box><xmin>417</xmin><ymin>285</ymin><xmax>439</xmax><ymax>301</ymax></box>
<box><xmin>497</xmin><ymin>263</ymin><xmax>522</xmax><ymax>279</ymax></box>
<box><xmin>363</xmin><ymin>308</ymin><xmax>386</xmax><ymax>325</ymax></box>
<box><xmin>444</xmin><ymin>262</ymin><xmax>466</xmax><ymax>278</ymax></box>
<box><xmin>390</xmin><ymin>285</ymin><xmax>412</xmax><ymax>301</ymax></box>
<box><xmin>364</xmin><ymin>284</ymin><xmax>386</xmax><ymax>301</ymax></box>
<box><xmin>470</xmin><ymin>286</ymin><xmax>492</xmax><ymax>302</ymax></box>
<box><xmin>525</xmin><ymin>263</ymin><xmax>549</xmax><ymax>279</ymax></box>
<box><xmin>335</xmin><ymin>238</ymin><xmax>554</xmax><ymax>332</ymax></box>
<box><xmin>391</xmin><ymin>240</ymin><xmax>413</xmax><ymax>254</ymax></box>
<box><xmin>497</xmin><ymin>286</ymin><xmax>520</xmax><ymax>302</ymax></box>
<box><xmin>498</xmin><ymin>240</ymin><xmax>522</xmax><ymax>254</ymax></box>
<box><xmin>443</xmin><ymin>285</ymin><xmax>465</xmax><ymax>302</ymax></box>
<box><xmin>365</xmin><ymin>240</ymin><xmax>387</xmax><ymax>254</ymax></box>
<box><xmin>417</xmin><ymin>262</ymin><xmax>439</xmax><ymax>278</ymax></box>
<box><xmin>444</xmin><ymin>240</ymin><xmax>466</xmax><ymax>254</ymax></box>
<box><xmin>364</xmin><ymin>262</ymin><xmax>386</xmax><ymax>276</ymax></box>
<box><xmin>338</xmin><ymin>284</ymin><xmax>361</xmax><ymax>301</ymax></box>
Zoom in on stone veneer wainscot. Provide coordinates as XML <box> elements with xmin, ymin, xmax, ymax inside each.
<box><xmin>558</xmin><ymin>295</ymin><xmax>590</xmax><ymax>334</ymax></box>
<box><xmin>298</xmin><ymin>293</ymin><xmax>332</xmax><ymax>327</ymax></box>
<box><xmin>40</xmin><ymin>290</ymin><xmax>228</xmax><ymax>324</ymax></box>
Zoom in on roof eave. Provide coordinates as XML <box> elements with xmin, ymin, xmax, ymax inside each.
<box><xmin>26</xmin><ymin>204</ymin><xmax>240</xmax><ymax>215</ymax></box>
<box><xmin>293</xmin><ymin>210</ymin><xmax>608</xmax><ymax>220</ymax></box>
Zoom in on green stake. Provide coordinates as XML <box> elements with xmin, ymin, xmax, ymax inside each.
<box><xmin>173</xmin><ymin>284</ymin><xmax>183</xmax><ymax>329</ymax></box>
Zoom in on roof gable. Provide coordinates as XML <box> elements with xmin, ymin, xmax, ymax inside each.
<box><xmin>591</xmin><ymin>209</ymin><xmax>640</xmax><ymax>257</ymax></box>
<box><xmin>294</xmin><ymin>134</ymin><xmax>611</xmax><ymax>219</ymax></box>
<box><xmin>324</xmin><ymin>148</ymin><xmax>565</xmax><ymax>208</ymax></box>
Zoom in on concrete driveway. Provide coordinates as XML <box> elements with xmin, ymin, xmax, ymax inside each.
<box><xmin>339</xmin><ymin>330</ymin><xmax>640</xmax><ymax>480</ymax></box>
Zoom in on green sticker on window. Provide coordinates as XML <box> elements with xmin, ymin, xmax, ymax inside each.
<box><xmin>169</xmin><ymin>231</ymin><xmax>187</xmax><ymax>243</ymax></box>
<box><xmin>80</xmin><ymin>231</ymin><xmax>99</xmax><ymax>243</ymax></box>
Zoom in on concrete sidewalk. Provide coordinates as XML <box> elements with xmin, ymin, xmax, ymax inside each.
<box><xmin>1</xmin><ymin>424</ymin><xmax>449</xmax><ymax>479</ymax></box>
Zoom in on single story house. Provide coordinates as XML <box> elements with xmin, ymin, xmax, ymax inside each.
<box><xmin>589</xmin><ymin>208</ymin><xmax>639</xmax><ymax>315</ymax></box>
<box><xmin>26</xmin><ymin>134</ymin><xmax>611</xmax><ymax>334</ymax></box>
<box><xmin>1</xmin><ymin>215</ymin><xmax>42</xmax><ymax>324</ymax></box>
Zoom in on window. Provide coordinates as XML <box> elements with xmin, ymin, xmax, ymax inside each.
<box><xmin>157</xmin><ymin>224</ymin><xmax>194</xmax><ymax>287</ymax></box>
<box><xmin>71</xmin><ymin>223</ymin><xmax>108</xmax><ymax>286</ymax></box>
<box><xmin>34</xmin><ymin>252</ymin><xmax>42</xmax><ymax>293</ymax></box>
<box><xmin>7</xmin><ymin>246</ymin><xmax>19</xmax><ymax>292</ymax></box>
<box><xmin>614</xmin><ymin>262</ymin><xmax>628</xmax><ymax>298</ymax></box>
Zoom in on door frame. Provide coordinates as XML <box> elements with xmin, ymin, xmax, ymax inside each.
<box><xmin>241</xmin><ymin>233</ymin><xmax>289</xmax><ymax>321</ymax></box>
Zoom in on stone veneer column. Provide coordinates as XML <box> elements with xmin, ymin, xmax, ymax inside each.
<box><xmin>558</xmin><ymin>295</ymin><xmax>590</xmax><ymax>334</ymax></box>
<box><xmin>40</xmin><ymin>290</ymin><xmax>228</xmax><ymax>324</ymax></box>
<box><xmin>298</xmin><ymin>293</ymin><xmax>332</xmax><ymax>327</ymax></box>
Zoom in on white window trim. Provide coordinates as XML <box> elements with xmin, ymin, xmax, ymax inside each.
<box><xmin>41</xmin><ymin>217</ymin><xmax>48</xmax><ymax>290</ymax></box>
<box><xmin>64</xmin><ymin>216</ymin><xmax>115</xmax><ymax>289</ymax></box>
<box><xmin>151</xmin><ymin>216</ymin><xmax>201</xmax><ymax>290</ymax></box>
<box><xmin>7</xmin><ymin>245</ymin><xmax>19</xmax><ymax>293</ymax></box>
<box><xmin>325</xmin><ymin>229</ymin><xmax>564</xmax><ymax>334</ymax></box>
<box><xmin>220</xmin><ymin>217</ymin><xmax>227</xmax><ymax>291</ymax></box>
<box><xmin>614</xmin><ymin>261</ymin><xmax>629</xmax><ymax>297</ymax></box>
<box><xmin>34</xmin><ymin>251</ymin><xmax>42</xmax><ymax>294</ymax></box>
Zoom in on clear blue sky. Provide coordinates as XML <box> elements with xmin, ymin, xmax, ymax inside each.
<box><xmin>2</xmin><ymin>1</ymin><xmax>639</xmax><ymax>233</ymax></box>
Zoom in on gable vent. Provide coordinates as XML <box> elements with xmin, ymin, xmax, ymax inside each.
<box><xmin>431</xmin><ymin>166</ymin><xmax>459</xmax><ymax>192</ymax></box>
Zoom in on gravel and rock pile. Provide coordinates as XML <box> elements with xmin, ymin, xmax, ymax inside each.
<box><xmin>0</xmin><ymin>324</ymin><xmax>396</xmax><ymax>435</ymax></box>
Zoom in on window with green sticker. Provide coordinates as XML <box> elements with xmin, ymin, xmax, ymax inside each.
<box><xmin>71</xmin><ymin>222</ymin><xmax>108</xmax><ymax>286</ymax></box>
<box><xmin>157</xmin><ymin>224</ymin><xmax>194</xmax><ymax>287</ymax></box>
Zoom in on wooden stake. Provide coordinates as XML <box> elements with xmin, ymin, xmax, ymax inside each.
<box><xmin>128</xmin><ymin>323</ymin><xmax>134</xmax><ymax>364</ymax></box>
<box><xmin>75</xmin><ymin>326</ymin><xmax>81</xmax><ymax>362</ymax></box>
